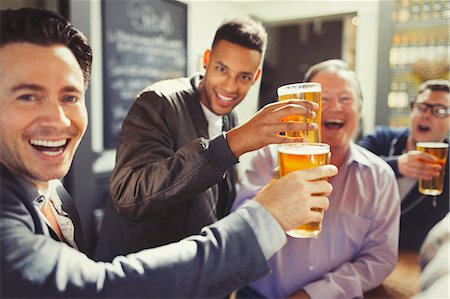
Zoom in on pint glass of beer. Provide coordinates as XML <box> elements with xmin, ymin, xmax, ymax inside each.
<box><xmin>277</xmin><ymin>82</ymin><xmax>322</xmax><ymax>142</ymax></box>
<box><xmin>416</xmin><ymin>142</ymin><xmax>449</xmax><ymax>196</ymax></box>
<box><xmin>278</xmin><ymin>142</ymin><xmax>330</xmax><ymax>238</ymax></box>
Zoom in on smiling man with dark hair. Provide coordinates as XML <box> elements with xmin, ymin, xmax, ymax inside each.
<box><xmin>96</xmin><ymin>17</ymin><xmax>321</xmax><ymax>261</ymax></box>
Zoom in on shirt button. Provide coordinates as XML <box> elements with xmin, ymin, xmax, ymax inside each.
<box><xmin>309</xmin><ymin>266</ymin><xmax>314</xmax><ymax>271</ymax></box>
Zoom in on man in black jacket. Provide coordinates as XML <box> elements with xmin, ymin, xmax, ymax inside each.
<box><xmin>96</xmin><ymin>18</ymin><xmax>319</xmax><ymax>260</ymax></box>
<box><xmin>358</xmin><ymin>79</ymin><xmax>449</xmax><ymax>251</ymax></box>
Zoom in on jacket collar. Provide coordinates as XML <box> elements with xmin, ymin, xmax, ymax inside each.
<box><xmin>0</xmin><ymin>163</ymin><xmax>86</xmax><ymax>252</ymax></box>
<box><xmin>0</xmin><ymin>164</ymin><xmax>42</xmax><ymax>206</ymax></box>
<box><xmin>188</xmin><ymin>73</ymin><xmax>209</xmax><ymax>138</ymax></box>
<box><xmin>389</xmin><ymin>129</ymin><xmax>410</xmax><ymax>156</ymax></box>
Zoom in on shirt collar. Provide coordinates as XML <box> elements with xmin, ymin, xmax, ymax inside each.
<box><xmin>33</xmin><ymin>179</ymin><xmax>64</xmax><ymax>211</ymax></box>
<box><xmin>344</xmin><ymin>142</ymin><xmax>372</xmax><ymax>168</ymax></box>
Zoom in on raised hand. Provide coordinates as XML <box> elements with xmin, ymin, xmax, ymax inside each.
<box><xmin>226</xmin><ymin>100</ymin><xmax>319</xmax><ymax>157</ymax></box>
<box><xmin>398</xmin><ymin>150</ymin><xmax>442</xmax><ymax>180</ymax></box>
<box><xmin>254</xmin><ymin>164</ymin><xmax>337</xmax><ymax>232</ymax></box>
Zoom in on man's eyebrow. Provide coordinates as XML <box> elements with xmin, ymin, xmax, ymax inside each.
<box><xmin>61</xmin><ymin>85</ymin><xmax>83</xmax><ymax>94</ymax></box>
<box><xmin>11</xmin><ymin>84</ymin><xmax>44</xmax><ymax>92</ymax></box>
<box><xmin>216</xmin><ymin>60</ymin><xmax>254</xmax><ymax>76</ymax></box>
<box><xmin>216</xmin><ymin>60</ymin><xmax>228</xmax><ymax>68</ymax></box>
<box><xmin>11</xmin><ymin>84</ymin><xmax>83</xmax><ymax>94</ymax></box>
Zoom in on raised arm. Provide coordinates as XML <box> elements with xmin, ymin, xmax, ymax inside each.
<box><xmin>109</xmin><ymin>91</ymin><xmax>238</xmax><ymax>221</ymax></box>
<box><xmin>1</xmin><ymin>164</ymin><xmax>337</xmax><ymax>298</ymax></box>
<box><xmin>111</xmin><ymin>91</ymin><xmax>320</xmax><ymax>221</ymax></box>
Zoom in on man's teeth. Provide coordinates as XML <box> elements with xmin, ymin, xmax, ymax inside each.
<box><xmin>217</xmin><ymin>93</ymin><xmax>234</xmax><ymax>102</ymax></box>
<box><xmin>325</xmin><ymin>119</ymin><xmax>344</xmax><ymax>125</ymax></box>
<box><xmin>30</xmin><ymin>139</ymin><xmax>67</xmax><ymax>147</ymax></box>
<box><xmin>42</xmin><ymin>150</ymin><xmax>63</xmax><ymax>156</ymax></box>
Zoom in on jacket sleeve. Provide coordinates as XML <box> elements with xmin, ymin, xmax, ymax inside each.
<box><xmin>109</xmin><ymin>91</ymin><xmax>238</xmax><ymax>221</ymax></box>
<box><xmin>0</xmin><ymin>191</ymin><xmax>282</xmax><ymax>298</ymax></box>
<box><xmin>357</xmin><ymin>127</ymin><xmax>401</xmax><ymax>177</ymax></box>
<box><xmin>302</xmin><ymin>164</ymin><xmax>400</xmax><ymax>299</ymax></box>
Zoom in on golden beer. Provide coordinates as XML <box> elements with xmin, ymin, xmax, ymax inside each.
<box><xmin>277</xmin><ymin>83</ymin><xmax>322</xmax><ymax>142</ymax></box>
<box><xmin>416</xmin><ymin>142</ymin><xmax>449</xmax><ymax>196</ymax></box>
<box><xmin>278</xmin><ymin>143</ymin><xmax>330</xmax><ymax>238</ymax></box>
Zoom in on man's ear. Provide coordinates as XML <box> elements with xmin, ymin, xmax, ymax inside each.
<box><xmin>202</xmin><ymin>49</ymin><xmax>211</xmax><ymax>69</ymax></box>
<box><xmin>252</xmin><ymin>68</ymin><xmax>261</xmax><ymax>85</ymax></box>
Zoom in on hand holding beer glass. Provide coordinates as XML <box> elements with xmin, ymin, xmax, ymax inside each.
<box><xmin>278</xmin><ymin>143</ymin><xmax>330</xmax><ymax>238</ymax></box>
<box><xmin>416</xmin><ymin>142</ymin><xmax>449</xmax><ymax>196</ymax></box>
<box><xmin>277</xmin><ymin>83</ymin><xmax>322</xmax><ymax>142</ymax></box>
<box><xmin>276</xmin><ymin>82</ymin><xmax>328</xmax><ymax>238</ymax></box>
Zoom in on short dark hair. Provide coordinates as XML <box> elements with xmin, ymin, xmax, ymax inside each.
<box><xmin>417</xmin><ymin>79</ymin><xmax>450</xmax><ymax>95</ymax></box>
<box><xmin>212</xmin><ymin>18</ymin><xmax>267</xmax><ymax>56</ymax></box>
<box><xmin>0</xmin><ymin>7</ymin><xmax>92</xmax><ymax>88</ymax></box>
<box><xmin>304</xmin><ymin>59</ymin><xmax>363</xmax><ymax>103</ymax></box>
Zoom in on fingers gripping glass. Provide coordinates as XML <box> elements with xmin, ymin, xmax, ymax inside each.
<box><xmin>411</xmin><ymin>102</ymin><xmax>450</xmax><ymax>118</ymax></box>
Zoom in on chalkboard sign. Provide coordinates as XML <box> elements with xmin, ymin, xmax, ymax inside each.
<box><xmin>102</xmin><ymin>0</ymin><xmax>187</xmax><ymax>149</ymax></box>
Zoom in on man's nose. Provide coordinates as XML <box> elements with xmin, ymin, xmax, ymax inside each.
<box><xmin>223</xmin><ymin>74</ymin><xmax>238</xmax><ymax>93</ymax></box>
<box><xmin>41</xmin><ymin>101</ymin><xmax>71</xmax><ymax>128</ymax></box>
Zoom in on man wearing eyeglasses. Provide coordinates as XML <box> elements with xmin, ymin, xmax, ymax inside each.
<box><xmin>358</xmin><ymin>79</ymin><xmax>449</xmax><ymax>252</ymax></box>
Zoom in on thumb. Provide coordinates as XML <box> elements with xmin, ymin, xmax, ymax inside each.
<box><xmin>294</xmin><ymin>164</ymin><xmax>338</xmax><ymax>181</ymax></box>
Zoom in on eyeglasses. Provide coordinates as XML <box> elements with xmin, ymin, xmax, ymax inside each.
<box><xmin>411</xmin><ymin>102</ymin><xmax>450</xmax><ymax>118</ymax></box>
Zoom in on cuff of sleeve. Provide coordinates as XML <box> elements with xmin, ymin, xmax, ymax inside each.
<box><xmin>235</xmin><ymin>201</ymin><xmax>287</xmax><ymax>260</ymax></box>
<box><xmin>205</xmin><ymin>133</ymin><xmax>239</xmax><ymax>172</ymax></box>
<box><xmin>303</xmin><ymin>278</ymin><xmax>360</xmax><ymax>299</ymax></box>
<box><xmin>303</xmin><ymin>281</ymin><xmax>339</xmax><ymax>299</ymax></box>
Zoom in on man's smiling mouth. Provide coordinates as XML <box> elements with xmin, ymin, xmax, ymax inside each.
<box><xmin>29</xmin><ymin>139</ymin><xmax>68</xmax><ymax>156</ymax></box>
<box><xmin>217</xmin><ymin>92</ymin><xmax>235</xmax><ymax>102</ymax></box>
<box><xmin>324</xmin><ymin>119</ymin><xmax>344</xmax><ymax>129</ymax></box>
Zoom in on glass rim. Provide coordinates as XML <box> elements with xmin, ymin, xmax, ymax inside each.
<box><xmin>277</xmin><ymin>82</ymin><xmax>321</xmax><ymax>96</ymax></box>
<box><xmin>416</xmin><ymin>142</ymin><xmax>449</xmax><ymax>149</ymax></box>
<box><xmin>278</xmin><ymin>142</ymin><xmax>330</xmax><ymax>155</ymax></box>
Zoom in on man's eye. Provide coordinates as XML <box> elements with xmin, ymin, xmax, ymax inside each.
<box><xmin>216</xmin><ymin>66</ymin><xmax>226</xmax><ymax>73</ymax></box>
<box><xmin>17</xmin><ymin>94</ymin><xmax>36</xmax><ymax>101</ymax></box>
<box><xmin>240</xmin><ymin>74</ymin><xmax>252</xmax><ymax>82</ymax></box>
<box><xmin>416</xmin><ymin>104</ymin><xmax>427</xmax><ymax>112</ymax></box>
<box><xmin>63</xmin><ymin>95</ymin><xmax>78</xmax><ymax>103</ymax></box>
<box><xmin>340</xmin><ymin>96</ymin><xmax>354</xmax><ymax>102</ymax></box>
<box><xmin>434</xmin><ymin>107</ymin><xmax>447</xmax><ymax>116</ymax></box>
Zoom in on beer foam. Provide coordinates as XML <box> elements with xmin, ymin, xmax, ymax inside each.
<box><xmin>277</xmin><ymin>83</ymin><xmax>321</xmax><ymax>96</ymax></box>
<box><xmin>278</xmin><ymin>143</ymin><xmax>329</xmax><ymax>155</ymax></box>
<box><xmin>416</xmin><ymin>142</ymin><xmax>449</xmax><ymax>149</ymax></box>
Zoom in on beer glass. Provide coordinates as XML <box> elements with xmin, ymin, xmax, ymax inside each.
<box><xmin>416</xmin><ymin>142</ymin><xmax>449</xmax><ymax>196</ymax></box>
<box><xmin>278</xmin><ymin>142</ymin><xmax>330</xmax><ymax>238</ymax></box>
<box><xmin>277</xmin><ymin>82</ymin><xmax>322</xmax><ymax>142</ymax></box>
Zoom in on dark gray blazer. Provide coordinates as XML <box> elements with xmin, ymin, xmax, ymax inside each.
<box><xmin>0</xmin><ymin>164</ymin><xmax>270</xmax><ymax>298</ymax></box>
